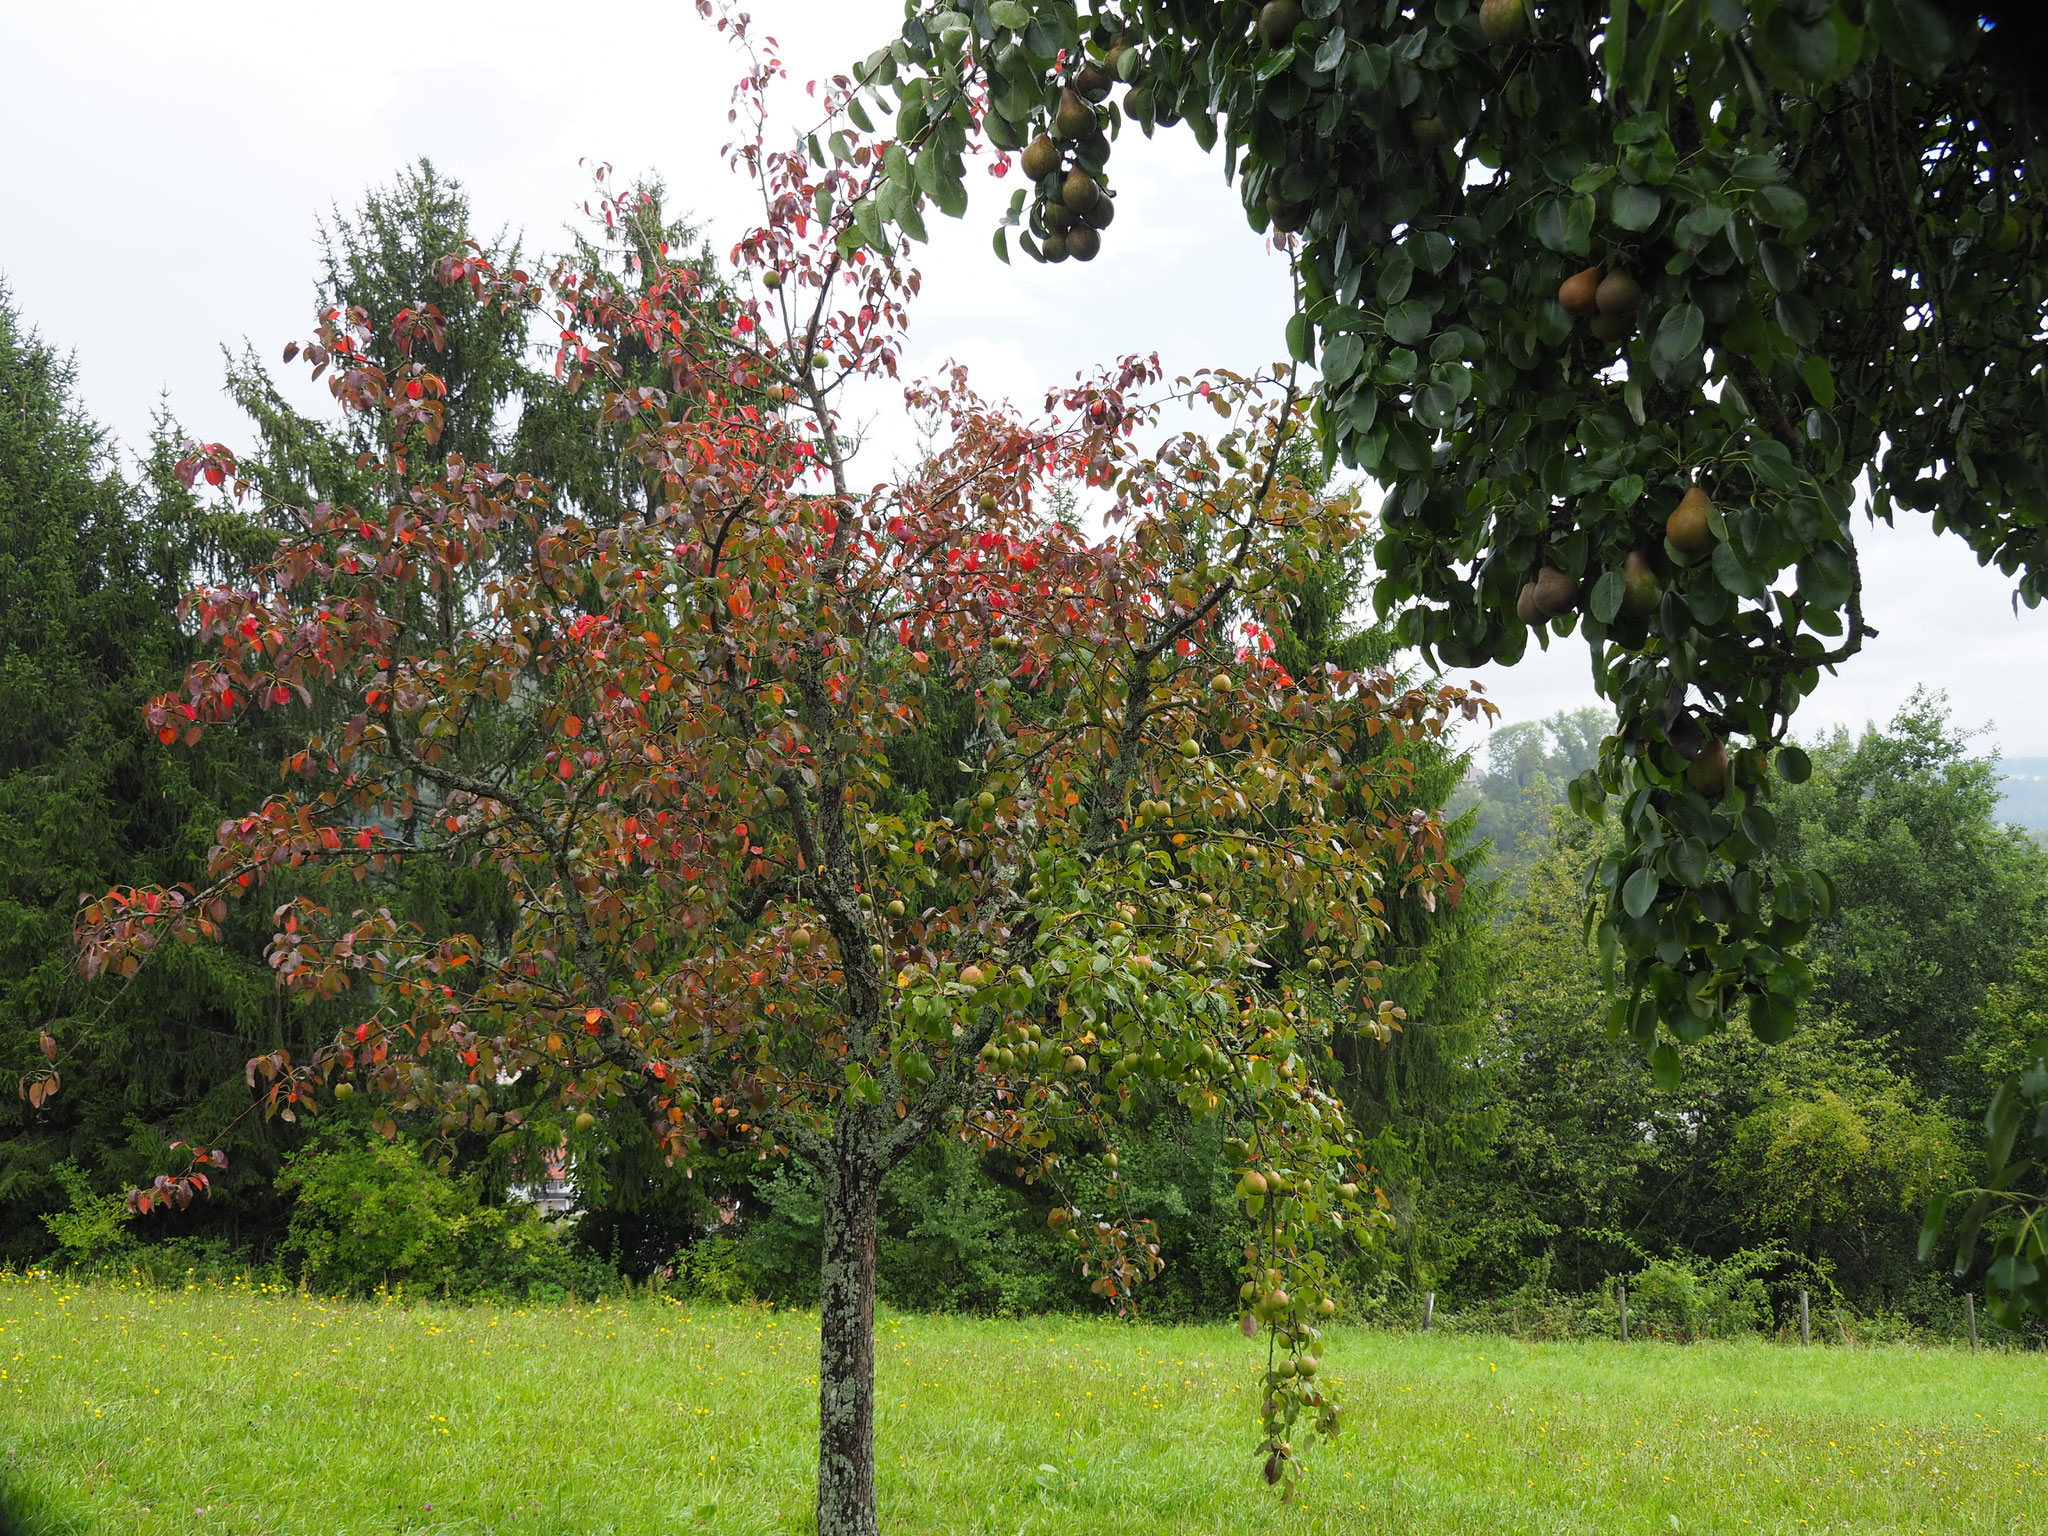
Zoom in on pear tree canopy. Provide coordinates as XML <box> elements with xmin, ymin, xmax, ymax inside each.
<box><xmin>853</xmin><ymin>0</ymin><xmax>2046</xmax><ymax>1088</ymax></box>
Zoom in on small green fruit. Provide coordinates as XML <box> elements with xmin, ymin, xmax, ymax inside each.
<box><xmin>1065</xmin><ymin>225</ymin><xmax>1102</xmax><ymax>261</ymax></box>
<box><xmin>1596</xmin><ymin>268</ymin><xmax>1644</xmax><ymax>317</ymax></box>
<box><xmin>1020</xmin><ymin>135</ymin><xmax>1062</xmax><ymax>181</ymax></box>
<box><xmin>1257</xmin><ymin>0</ymin><xmax>1303</xmax><ymax>48</ymax></box>
<box><xmin>1410</xmin><ymin>113</ymin><xmax>1456</xmax><ymax>147</ymax></box>
<box><xmin>1480</xmin><ymin>0</ymin><xmax>1532</xmax><ymax>45</ymax></box>
<box><xmin>1686</xmin><ymin>737</ymin><xmax>1730</xmax><ymax>798</ymax></box>
<box><xmin>1559</xmin><ymin>264</ymin><xmax>1602</xmax><ymax>317</ymax></box>
<box><xmin>1621</xmin><ymin>549</ymin><xmax>1663</xmax><ymax>618</ymax></box>
<box><xmin>333</xmin><ymin>1082</ymin><xmax>354</xmax><ymax>1099</ymax></box>
<box><xmin>575</xmin><ymin>1111</ymin><xmax>597</xmax><ymax>1131</ymax></box>
<box><xmin>1588</xmin><ymin>311</ymin><xmax>1634</xmax><ymax>344</ymax></box>
<box><xmin>1266</xmin><ymin>191</ymin><xmax>1310</xmax><ymax>233</ymax></box>
<box><xmin>761</xmin><ymin>270</ymin><xmax>783</xmax><ymax>290</ymax></box>
<box><xmin>1532</xmin><ymin>565</ymin><xmax>1580</xmax><ymax>618</ymax></box>
<box><xmin>1055</xmin><ymin>87</ymin><xmax>1094</xmax><ymax>141</ymax></box>
<box><xmin>1667</xmin><ymin>485</ymin><xmax>1715</xmax><ymax>556</ymax></box>
<box><xmin>977</xmin><ymin>790</ymin><xmax>997</xmax><ymax>811</ymax></box>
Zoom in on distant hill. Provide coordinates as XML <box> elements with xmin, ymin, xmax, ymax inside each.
<box><xmin>1998</xmin><ymin>758</ymin><xmax>2048</xmax><ymax>841</ymax></box>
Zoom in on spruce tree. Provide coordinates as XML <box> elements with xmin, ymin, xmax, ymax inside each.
<box><xmin>0</xmin><ymin>288</ymin><xmax>277</xmax><ymax>1261</ymax></box>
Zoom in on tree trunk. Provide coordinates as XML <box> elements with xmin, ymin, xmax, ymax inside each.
<box><xmin>816</xmin><ymin>1153</ymin><xmax>880</xmax><ymax>1536</ymax></box>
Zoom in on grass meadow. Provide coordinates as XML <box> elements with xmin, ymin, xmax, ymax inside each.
<box><xmin>1</xmin><ymin>1271</ymin><xmax>2042</xmax><ymax>1536</ymax></box>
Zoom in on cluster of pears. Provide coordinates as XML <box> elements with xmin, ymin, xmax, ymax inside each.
<box><xmin>979</xmin><ymin>1017</ymin><xmax>1088</xmax><ymax>1075</ymax></box>
<box><xmin>1558</xmin><ymin>263</ymin><xmax>1644</xmax><ymax>343</ymax></box>
<box><xmin>1516</xmin><ymin>564</ymin><xmax>1579</xmax><ymax>626</ymax></box>
<box><xmin>1021</xmin><ymin>59</ymin><xmax>1118</xmax><ymax>263</ymax></box>
<box><xmin>1515</xmin><ymin>486</ymin><xmax>1716</xmax><ymax>631</ymax></box>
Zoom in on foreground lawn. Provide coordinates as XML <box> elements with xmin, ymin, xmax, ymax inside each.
<box><xmin>1</xmin><ymin>1272</ymin><xmax>2042</xmax><ymax>1535</ymax></box>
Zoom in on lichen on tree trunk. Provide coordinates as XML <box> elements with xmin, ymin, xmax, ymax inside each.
<box><xmin>815</xmin><ymin>1141</ymin><xmax>880</xmax><ymax>1536</ymax></box>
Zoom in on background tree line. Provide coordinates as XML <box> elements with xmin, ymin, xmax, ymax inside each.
<box><xmin>4</xmin><ymin>165</ymin><xmax>2042</xmax><ymax>1334</ymax></box>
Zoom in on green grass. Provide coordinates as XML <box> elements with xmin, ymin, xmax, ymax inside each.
<box><xmin>1</xmin><ymin>1272</ymin><xmax>2042</xmax><ymax>1535</ymax></box>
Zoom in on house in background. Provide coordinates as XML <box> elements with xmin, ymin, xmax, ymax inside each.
<box><xmin>507</xmin><ymin>1139</ymin><xmax>574</xmax><ymax>1217</ymax></box>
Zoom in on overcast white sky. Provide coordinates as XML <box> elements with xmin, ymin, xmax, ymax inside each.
<box><xmin>3</xmin><ymin>0</ymin><xmax>2042</xmax><ymax>757</ymax></box>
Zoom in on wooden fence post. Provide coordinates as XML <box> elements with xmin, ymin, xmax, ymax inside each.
<box><xmin>1422</xmin><ymin>1291</ymin><xmax>1435</xmax><ymax>1332</ymax></box>
<box><xmin>1618</xmin><ymin>1283</ymin><xmax>1629</xmax><ymax>1343</ymax></box>
<box><xmin>1967</xmin><ymin>1293</ymin><xmax>1978</xmax><ymax>1351</ymax></box>
<box><xmin>1799</xmin><ymin>1289</ymin><xmax>1810</xmax><ymax>1346</ymax></box>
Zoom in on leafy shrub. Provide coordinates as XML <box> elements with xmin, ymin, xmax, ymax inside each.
<box><xmin>672</xmin><ymin>1234</ymin><xmax>750</xmax><ymax>1303</ymax></box>
<box><xmin>277</xmin><ymin>1137</ymin><xmax>612</xmax><ymax>1300</ymax></box>
<box><xmin>39</xmin><ymin>1161</ymin><xmax>135</xmax><ymax>1267</ymax></box>
<box><xmin>734</xmin><ymin>1138</ymin><xmax>1086</xmax><ymax>1314</ymax></box>
<box><xmin>1625</xmin><ymin>1252</ymin><xmax>1771</xmax><ymax>1342</ymax></box>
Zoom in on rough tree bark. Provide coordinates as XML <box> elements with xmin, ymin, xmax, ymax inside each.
<box><xmin>815</xmin><ymin>1127</ymin><xmax>882</xmax><ymax>1536</ymax></box>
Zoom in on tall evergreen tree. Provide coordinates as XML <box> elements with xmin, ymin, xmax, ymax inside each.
<box><xmin>0</xmin><ymin>288</ymin><xmax>280</xmax><ymax>1261</ymax></box>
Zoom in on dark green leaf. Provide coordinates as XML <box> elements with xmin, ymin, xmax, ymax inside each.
<box><xmin>1867</xmin><ymin>0</ymin><xmax>1955</xmax><ymax>74</ymax></box>
<box><xmin>1286</xmin><ymin>312</ymin><xmax>1313</xmax><ymax>362</ymax></box>
<box><xmin>1918</xmin><ymin>1192</ymin><xmax>1949</xmax><ymax>1262</ymax></box>
<box><xmin>1623</xmin><ymin>865</ymin><xmax>1659</xmax><ymax>919</ymax></box>
<box><xmin>1801</xmin><ymin>354</ymin><xmax>1836</xmax><ymax>408</ymax></box>
<box><xmin>1655</xmin><ymin>303</ymin><xmax>1704</xmax><ymax>365</ymax></box>
<box><xmin>1321</xmin><ymin>332</ymin><xmax>1365</xmax><ymax>385</ymax></box>
<box><xmin>1987</xmin><ymin>1083</ymin><xmax>2022</xmax><ymax>1173</ymax></box>
<box><xmin>1758</xmin><ymin>241</ymin><xmax>1802</xmax><ymax>293</ymax></box>
<box><xmin>1713</xmin><ymin>541</ymin><xmax>1766</xmax><ymax>598</ymax></box>
<box><xmin>1592</xmin><ymin>568</ymin><xmax>1626</xmax><ymax>623</ymax></box>
<box><xmin>1610</xmin><ymin>182</ymin><xmax>1661</xmax><ymax>232</ymax></box>
<box><xmin>1375</xmin><ymin>248</ymin><xmax>1415</xmax><ymax>304</ymax></box>
<box><xmin>1650</xmin><ymin>1039</ymin><xmax>1682</xmax><ymax>1091</ymax></box>
<box><xmin>1384</xmin><ymin>299</ymin><xmax>1433</xmax><ymax>346</ymax></box>
<box><xmin>1756</xmin><ymin>185</ymin><xmax>1810</xmax><ymax>228</ymax></box>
